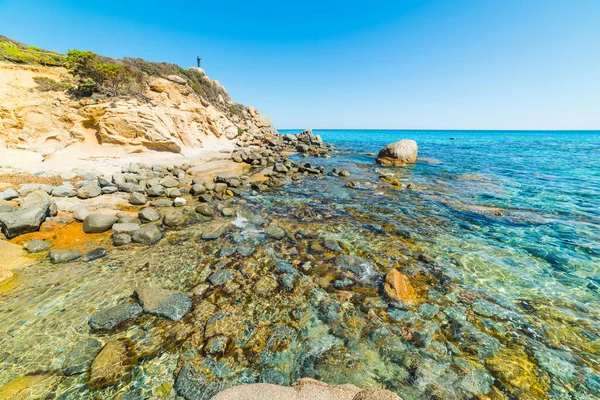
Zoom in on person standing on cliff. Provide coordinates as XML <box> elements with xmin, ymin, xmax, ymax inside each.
<box><xmin>197</xmin><ymin>56</ymin><xmax>201</xmax><ymax>68</ymax></box>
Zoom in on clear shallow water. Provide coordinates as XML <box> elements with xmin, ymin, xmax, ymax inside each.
<box><xmin>1</xmin><ymin>129</ymin><xmax>600</xmax><ymax>399</ymax></box>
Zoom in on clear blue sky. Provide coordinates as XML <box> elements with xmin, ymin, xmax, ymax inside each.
<box><xmin>1</xmin><ymin>0</ymin><xmax>599</xmax><ymax>130</ymax></box>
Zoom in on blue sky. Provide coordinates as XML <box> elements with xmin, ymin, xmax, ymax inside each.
<box><xmin>1</xmin><ymin>0</ymin><xmax>599</xmax><ymax>129</ymax></box>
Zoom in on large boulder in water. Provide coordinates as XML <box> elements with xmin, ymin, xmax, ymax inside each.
<box><xmin>376</xmin><ymin>139</ymin><xmax>418</xmax><ymax>167</ymax></box>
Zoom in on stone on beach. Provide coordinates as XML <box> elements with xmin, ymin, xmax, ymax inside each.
<box><xmin>132</xmin><ymin>224</ymin><xmax>162</xmax><ymax>244</ymax></box>
<box><xmin>0</xmin><ymin>188</ymin><xmax>19</xmax><ymax>201</ymax></box>
<box><xmin>76</xmin><ymin>184</ymin><xmax>102</xmax><ymax>199</ymax></box>
<box><xmin>195</xmin><ymin>204</ymin><xmax>214</xmax><ymax>217</ymax></box>
<box><xmin>135</xmin><ymin>287</ymin><xmax>192</xmax><ymax>320</ymax></box>
<box><xmin>376</xmin><ymin>140</ymin><xmax>418</xmax><ymax>167</ymax></box>
<box><xmin>201</xmin><ymin>221</ymin><xmax>230</xmax><ymax>240</ymax></box>
<box><xmin>0</xmin><ymin>190</ymin><xmax>55</xmax><ymax>238</ymax></box>
<box><xmin>128</xmin><ymin>192</ymin><xmax>147</xmax><ymax>205</ymax></box>
<box><xmin>112</xmin><ymin>222</ymin><xmax>140</xmax><ymax>235</ymax></box>
<box><xmin>163</xmin><ymin>209</ymin><xmax>188</xmax><ymax>227</ymax></box>
<box><xmin>24</xmin><ymin>239</ymin><xmax>53</xmax><ymax>253</ymax></box>
<box><xmin>49</xmin><ymin>250</ymin><xmax>81</xmax><ymax>264</ymax></box>
<box><xmin>83</xmin><ymin>214</ymin><xmax>118</xmax><ymax>233</ymax></box>
<box><xmin>138</xmin><ymin>207</ymin><xmax>161</xmax><ymax>222</ymax></box>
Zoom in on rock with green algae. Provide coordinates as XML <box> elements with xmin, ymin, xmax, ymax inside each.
<box><xmin>88</xmin><ymin>339</ymin><xmax>136</xmax><ymax>388</ymax></box>
<box><xmin>61</xmin><ymin>338</ymin><xmax>103</xmax><ymax>376</ymax></box>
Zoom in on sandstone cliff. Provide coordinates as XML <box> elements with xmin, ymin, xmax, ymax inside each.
<box><xmin>0</xmin><ymin>54</ymin><xmax>276</xmax><ymax>163</ymax></box>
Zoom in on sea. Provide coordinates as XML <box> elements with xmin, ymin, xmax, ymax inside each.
<box><xmin>0</xmin><ymin>129</ymin><xmax>599</xmax><ymax>399</ymax></box>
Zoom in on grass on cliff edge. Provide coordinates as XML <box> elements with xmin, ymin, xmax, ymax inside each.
<box><xmin>0</xmin><ymin>35</ymin><xmax>245</xmax><ymax>119</ymax></box>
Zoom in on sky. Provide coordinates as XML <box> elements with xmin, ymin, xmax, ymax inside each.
<box><xmin>0</xmin><ymin>0</ymin><xmax>599</xmax><ymax>130</ymax></box>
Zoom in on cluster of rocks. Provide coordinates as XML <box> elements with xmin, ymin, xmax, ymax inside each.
<box><xmin>233</xmin><ymin>129</ymin><xmax>330</xmax><ymax>166</ymax></box>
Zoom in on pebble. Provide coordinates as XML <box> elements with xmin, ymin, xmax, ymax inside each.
<box><xmin>24</xmin><ymin>239</ymin><xmax>52</xmax><ymax>253</ymax></box>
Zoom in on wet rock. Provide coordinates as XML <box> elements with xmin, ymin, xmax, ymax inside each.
<box><xmin>112</xmin><ymin>233</ymin><xmax>132</xmax><ymax>246</ymax></box>
<box><xmin>339</xmin><ymin>169</ymin><xmax>351</xmax><ymax>177</ymax></box>
<box><xmin>132</xmin><ymin>225</ymin><xmax>162</xmax><ymax>244</ymax></box>
<box><xmin>195</xmin><ymin>204</ymin><xmax>214</xmax><ymax>217</ymax></box>
<box><xmin>173</xmin><ymin>197</ymin><xmax>186</xmax><ymax>207</ymax></box>
<box><xmin>49</xmin><ymin>250</ymin><xmax>81</xmax><ymax>264</ymax></box>
<box><xmin>335</xmin><ymin>255</ymin><xmax>378</xmax><ymax>284</ymax></box>
<box><xmin>89</xmin><ymin>302</ymin><xmax>143</xmax><ymax>330</ymax></box>
<box><xmin>333</xmin><ymin>278</ymin><xmax>354</xmax><ymax>289</ymax></box>
<box><xmin>0</xmin><ymin>190</ymin><xmax>55</xmax><ymax>238</ymax></box>
<box><xmin>76</xmin><ymin>184</ymin><xmax>102</xmax><ymax>199</ymax></box>
<box><xmin>88</xmin><ymin>339</ymin><xmax>136</xmax><ymax>388</ymax></box>
<box><xmin>208</xmin><ymin>269</ymin><xmax>234</xmax><ymax>285</ymax></box>
<box><xmin>258</xmin><ymin>369</ymin><xmax>290</xmax><ymax>386</ymax></box>
<box><xmin>198</xmin><ymin>194</ymin><xmax>212</xmax><ymax>203</ymax></box>
<box><xmin>83</xmin><ymin>247</ymin><xmax>107</xmax><ymax>262</ymax></box>
<box><xmin>150</xmin><ymin>199</ymin><xmax>174</xmax><ymax>207</ymax></box>
<box><xmin>83</xmin><ymin>214</ymin><xmax>118</xmax><ymax>233</ymax></box>
<box><xmin>190</xmin><ymin>184</ymin><xmax>206</xmax><ymax>195</ymax></box>
<box><xmin>24</xmin><ymin>239</ymin><xmax>52</xmax><ymax>253</ymax></box>
<box><xmin>460</xmin><ymin>369</ymin><xmax>494</xmax><ymax>396</ymax></box>
<box><xmin>128</xmin><ymin>192</ymin><xmax>147</xmax><ymax>205</ymax></box>
<box><xmin>214</xmin><ymin>183</ymin><xmax>228</xmax><ymax>194</ymax></box>
<box><xmin>61</xmin><ymin>338</ymin><xmax>103</xmax><ymax>376</ymax></box>
<box><xmin>112</xmin><ymin>222</ymin><xmax>140</xmax><ymax>235</ymax></box>
<box><xmin>205</xmin><ymin>335</ymin><xmax>228</xmax><ymax>355</ymax></box>
<box><xmin>138</xmin><ymin>207</ymin><xmax>161</xmax><ymax>222</ymax></box>
<box><xmin>418</xmin><ymin>303</ymin><xmax>440</xmax><ymax>319</ymax></box>
<box><xmin>221</xmin><ymin>207</ymin><xmax>235</xmax><ymax>217</ymax></box>
<box><xmin>0</xmin><ymin>188</ymin><xmax>19</xmax><ymax>201</ymax></box>
<box><xmin>202</xmin><ymin>221</ymin><xmax>229</xmax><ymax>240</ymax></box>
<box><xmin>264</xmin><ymin>225</ymin><xmax>285</xmax><ymax>240</ymax></box>
<box><xmin>376</xmin><ymin>139</ymin><xmax>418</xmax><ymax>167</ymax></box>
<box><xmin>383</xmin><ymin>269</ymin><xmax>419</xmax><ymax>306</ymax></box>
<box><xmin>354</xmin><ymin>389</ymin><xmax>403</xmax><ymax>400</ymax></box>
<box><xmin>135</xmin><ymin>287</ymin><xmax>192</xmax><ymax>320</ymax></box>
<box><xmin>163</xmin><ymin>209</ymin><xmax>188</xmax><ymax>227</ymax></box>
<box><xmin>323</xmin><ymin>238</ymin><xmax>343</xmax><ymax>253</ymax></box>
<box><xmin>345</xmin><ymin>181</ymin><xmax>360</xmax><ymax>188</ymax></box>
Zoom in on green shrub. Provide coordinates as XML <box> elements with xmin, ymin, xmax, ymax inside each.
<box><xmin>0</xmin><ymin>37</ymin><xmax>65</xmax><ymax>66</ymax></box>
<box><xmin>32</xmin><ymin>76</ymin><xmax>71</xmax><ymax>92</ymax></box>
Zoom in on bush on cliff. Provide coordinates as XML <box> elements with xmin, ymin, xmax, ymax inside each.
<box><xmin>0</xmin><ymin>36</ymin><xmax>65</xmax><ymax>66</ymax></box>
<box><xmin>32</xmin><ymin>76</ymin><xmax>72</xmax><ymax>92</ymax></box>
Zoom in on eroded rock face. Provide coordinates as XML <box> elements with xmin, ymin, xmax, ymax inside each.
<box><xmin>376</xmin><ymin>140</ymin><xmax>418</xmax><ymax>167</ymax></box>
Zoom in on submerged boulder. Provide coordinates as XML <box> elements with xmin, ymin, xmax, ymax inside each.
<box><xmin>376</xmin><ymin>140</ymin><xmax>418</xmax><ymax>167</ymax></box>
<box><xmin>61</xmin><ymin>338</ymin><xmax>103</xmax><ymax>376</ymax></box>
<box><xmin>135</xmin><ymin>287</ymin><xmax>192</xmax><ymax>320</ymax></box>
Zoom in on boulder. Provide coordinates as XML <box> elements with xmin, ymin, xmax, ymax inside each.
<box><xmin>135</xmin><ymin>287</ymin><xmax>192</xmax><ymax>320</ymax></box>
<box><xmin>24</xmin><ymin>239</ymin><xmax>52</xmax><ymax>253</ymax></box>
<box><xmin>51</xmin><ymin>185</ymin><xmax>77</xmax><ymax>197</ymax></box>
<box><xmin>163</xmin><ymin>209</ymin><xmax>188</xmax><ymax>227</ymax></box>
<box><xmin>88</xmin><ymin>302</ymin><xmax>143</xmax><ymax>330</ymax></box>
<box><xmin>0</xmin><ymin>188</ymin><xmax>19</xmax><ymax>201</ymax></box>
<box><xmin>0</xmin><ymin>190</ymin><xmax>55</xmax><ymax>238</ymax></box>
<box><xmin>128</xmin><ymin>192</ymin><xmax>147</xmax><ymax>205</ymax></box>
<box><xmin>376</xmin><ymin>140</ymin><xmax>418</xmax><ymax>167</ymax></box>
<box><xmin>61</xmin><ymin>338</ymin><xmax>103</xmax><ymax>376</ymax></box>
<box><xmin>83</xmin><ymin>214</ymin><xmax>118</xmax><ymax>233</ymax></box>
<box><xmin>112</xmin><ymin>223</ymin><xmax>140</xmax><ymax>235</ymax></box>
<box><xmin>88</xmin><ymin>340</ymin><xmax>135</xmax><ymax>388</ymax></box>
<box><xmin>112</xmin><ymin>233</ymin><xmax>132</xmax><ymax>246</ymax></box>
<box><xmin>132</xmin><ymin>224</ymin><xmax>162</xmax><ymax>244</ymax></box>
<box><xmin>138</xmin><ymin>207</ymin><xmax>161</xmax><ymax>222</ymax></box>
<box><xmin>201</xmin><ymin>221</ymin><xmax>229</xmax><ymax>240</ymax></box>
<box><xmin>76</xmin><ymin>184</ymin><xmax>102</xmax><ymax>199</ymax></box>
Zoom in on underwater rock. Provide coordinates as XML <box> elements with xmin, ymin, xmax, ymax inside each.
<box><xmin>208</xmin><ymin>269</ymin><xmax>234</xmax><ymax>285</ymax></box>
<box><xmin>135</xmin><ymin>287</ymin><xmax>192</xmax><ymax>321</ymax></box>
<box><xmin>83</xmin><ymin>247</ymin><xmax>107</xmax><ymax>262</ymax></box>
<box><xmin>88</xmin><ymin>302</ymin><xmax>143</xmax><ymax>330</ymax></box>
<box><xmin>335</xmin><ymin>255</ymin><xmax>379</xmax><ymax>284</ymax></box>
<box><xmin>49</xmin><ymin>249</ymin><xmax>81</xmax><ymax>264</ymax></box>
<box><xmin>202</xmin><ymin>221</ymin><xmax>230</xmax><ymax>240</ymax></box>
<box><xmin>195</xmin><ymin>203</ymin><xmax>214</xmax><ymax>217</ymax></box>
<box><xmin>88</xmin><ymin>339</ymin><xmax>136</xmax><ymax>388</ymax></box>
<box><xmin>264</xmin><ymin>224</ymin><xmax>286</xmax><ymax>240</ymax></box>
<box><xmin>61</xmin><ymin>338</ymin><xmax>103</xmax><ymax>376</ymax></box>
<box><xmin>383</xmin><ymin>269</ymin><xmax>419</xmax><ymax>306</ymax></box>
<box><xmin>376</xmin><ymin>140</ymin><xmax>418</xmax><ymax>167</ymax></box>
<box><xmin>163</xmin><ymin>209</ymin><xmax>188</xmax><ymax>227</ymax></box>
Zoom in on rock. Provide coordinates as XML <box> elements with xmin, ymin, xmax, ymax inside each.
<box><xmin>376</xmin><ymin>140</ymin><xmax>418</xmax><ymax>167</ymax></box>
<box><xmin>61</xmin><ymin>338</ymin><xmax>103</xmax><ymax>376</ymax></box>
<box><xmin>160</xmin><ymin>177</ymin><xmax>179</xmax><ymax>188</ymax></box>
<box><xmin>49</xmin><ymin>250</ymin><xmax>81</xmax><ymax>264</ymax></box>
<box><xmin>0</xmin><ymin>188</ymin><xmax>19</xmax><ymax>201</ymax></box>
<box><xmin>138</xmin><ymin>207</ymin><xmax>161</xmax><ymax>222</ymax></box>
<box><xmin>112</xmin><ymin>233</ymin><xmax>132</xmax><ymax>246</ymax></box>
<box><xmin>214</xmin><ymin>183</ymin><xmax>228</xmax><ymax>194</ymax></box>
<box><xmin>201</xmin><ymin>221</ymin><xmax>229</xmax><ymax>240</ymax></box>
<box><xmin>129</xmin><ymin>192</ymin><xmax>147</xmax><ymax>205</ymax></box>
<box><xmin>264</xmin><ymin>225</ymin><xmax>286</xmax><ymax>240</ymax></box>
<box><xmin>72</xmin><ymin>206</ymin><xmax>90</xmax><ymax>221</ymax></box>
<box><xmin>18</xmin><ymin>183</ymin><xmax>53</xmax><ymax>196</ymax></box>
<box><xmin>132</xmin><ymin>224</ymin><xmax>162</xmax><ymax>244</ymax></box>
<box><xmin>51</xmin><ymin>185</ymin><xmax>77</xmax><ymax>197</ymax></box>
<box><xmin>83</xmin><ymin>248</ymin><xmax>107</xmax><ymax>262</ymax></box>
<box><xmin>190</xmin><ymin>184</ymin><xmax>206</xmax><ymax>195</ymax></box>
<box><xmin>76</xmin><ymin>184</ymin><xmax>102</xmax><ymax>199</ymax></box>
<box><xmin>24</xmin><ymin>239</ymin><xmax>52</xmax><ymax>253</ymax></box>
<box><xmin>135</xmin><ymin>287</ymin><xmax>192</xmax><ymax>320</ymax></box>
<box><xmin>101</xmin><ymin>186</ymin><xmax>118</xmax><ymax>194</ymax></box>
<box><xmin>83</xmin><ymin>214</ymin><xmax>118</xmax><ymax>233</ymax></box>
<box><xmin>150</xmin><ymin>199</ymin><xmax>174</xmax><ymax>207</ymax></box>
<box><xmin>88</xmin><ymin>340</ymin><xmax>135</xmax><ymax>388</ymax></box>
<box><xmin>221</xmin><ymin>207</ymin><xmax>235</xmax><ymax>217</ymax></box>
<box><xmin>167</xmin><ymin>188</ymin><xmax>182</xmax><ymax>198</ymax></box>
<box><xmin>88</xmin><ymin>302</ymin><xmax>143</xmax><ymax>330</ymax></box>
<box><xmin>198</xmin><ymin>194</ymin><xmax>212</xmax><ymax>203</ymax></box>
<box><xmin>274</xmin><ymin>164</ymin><xmax>289</xmax><ymax>173</ymax></box>
<box><xmin>205</xmin><ymin>335</ymin><xmax>228</xmax><ymax>355</ymax></box>
<box><xmin>173</xmin><ymin>197</ymin><xmax>186</xmax><ymax>207</ymax></box>
<box><xmin>163</xmin><ymin>209</ymin><xmax>188</xmax><ymax>227</ymax></box>
<box><xmin>383</xmin><ymin>269</ymin><xmax>419</xmax><ymax>306</ymax></box>
<box><xmin>0</xmin><ymin>190</ymin><xmax>54</xmax><ymax>238</ymax></box>
<box><xmin>112</xmin><ymin>222</ymin><xmax>140</xmax><ymax>235</ymax></box>
<box><xmin>196</xmin><ymin>204</ymin><xmax>214</xmax><ymax>217</ymax></box>
<box><xmin>354</xmin><ymin>389</ymin><xmax>403</xmax><ymax>400</ymax></box>
<box><xmin>147</xmin><ymin>185</ymin><xmax>167</xmax><ymax>197</ymax></box>
<box><xmin>208</xmin><ymin>269</ymin><xmax>234</xmax><ymax>285</ymax></box>
<box><xmin>335</xmin><ymin>255</ymin><xmax>379</xmax><ymax>284</ymax></box>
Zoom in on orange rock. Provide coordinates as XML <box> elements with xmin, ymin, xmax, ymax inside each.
<box><xmin>384</xmin><ymin>269</ymin><xmax>419</xmax><ymax>306</ymax></box>
<box><xmin>10</xmin><ymin>222</ymin><xmax>111</xmax><ymax>253</ymax></box>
